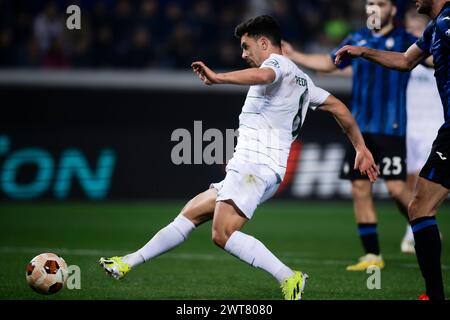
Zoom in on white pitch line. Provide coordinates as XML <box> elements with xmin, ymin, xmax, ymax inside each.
<box><xmin>1</xmin><ymin>246</ymin><xmax>448</xmax><ymax>270</ymax></box>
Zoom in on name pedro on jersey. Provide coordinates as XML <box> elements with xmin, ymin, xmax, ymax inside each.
<box><xmin>176</xmin><ymin>304</ymin><xmax>210</xmax><ymax>318</ymax></box>
<box><xmin>295</xmin><ymin>75</ymin><xmax>307</xmax><ymax>86</ymax></box>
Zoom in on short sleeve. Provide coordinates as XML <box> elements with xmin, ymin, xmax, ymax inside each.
<box><xmin>416</xmin><ymin>21</ymin><xmax>435</xmax><ymax>54</ymax></box>
<box><xmin>436</xmin><ymin>16</ymin><xmax>450</xmax><ymax>48</ymax></box>
<box><xmin>330</xmin><ymin>33</ymin><xmax>355</xmax><ymax>69</ymax></box>
<box><xmin>260</xmin><ymin>56</ymin><xmax>283</xmax><ymax>83</ymax></box>
<box><xmin>305</xmin><ymin>74</ymin><xmax>330</xmax><ymax>110</ymax></box>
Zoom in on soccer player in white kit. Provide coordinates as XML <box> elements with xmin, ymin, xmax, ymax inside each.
<box><xmin>99</xmin><ymin>15</ymin><xmax>379</xmax><ymax>300</ymax></box>
<box><xmin>401</xmin><ymin>10</ymin><xmax>444</xmax><ymax>253</ymax></box>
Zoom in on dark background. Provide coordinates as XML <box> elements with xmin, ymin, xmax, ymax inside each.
<box><xmin>0</xmin><ymin>85</ymin><xmax>348</xmax><ymax>200</ymax></box>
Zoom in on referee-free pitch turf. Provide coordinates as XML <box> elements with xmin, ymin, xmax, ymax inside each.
<box><xmin>1</xmin><ymin>200</ymin><xmax>449</xmax><ymax>300</ymax></box>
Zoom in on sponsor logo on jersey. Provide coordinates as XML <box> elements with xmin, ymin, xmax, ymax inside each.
<box><xmin>263</xmin><ymin>59</ymin><xmax>280</xmax><ymax>69</ymax></box>
<box><xmin>385</xmin><ymin>37</ymin><xmax>395</xmax><ymax>50</ymax></box>
<box><xmin>436</xmin><ymin>151</ymin><xmax>448</xmax><ymax>160</ymax></box>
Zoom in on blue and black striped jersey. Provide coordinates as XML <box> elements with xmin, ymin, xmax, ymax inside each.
<box><xmin>416</xmin><ymin>2</ymin><xmax>450</xmax><ymax>131</ymax></box>
<box><xmin>331</xmin><ymin>28</ymin><xmax>417</xmax><ymax>136</ymax></box>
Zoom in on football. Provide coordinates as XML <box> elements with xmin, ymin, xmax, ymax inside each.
<box><xmin>25</xmin><ymin>253</ymin><xmax>68</xmax><ymax>295</ymax></box>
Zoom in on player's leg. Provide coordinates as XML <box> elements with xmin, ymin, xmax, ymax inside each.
<box><xmin>341</xmin><ymin>137</ymin><xmax>384</xmax><ymax>270</ymax></box>
<box><xmin>212</xmin><ymin>200</ymin><xmax>306</xmax><ymax>300</ymax></box>
<box><xmin>213</xmin><ymin>161</ymin><xmax>307</xmax><ymax>300</ymax></box>
<box><xmin>346</xmin><ymin>179</ymin><xmax>384</xmax><ymax>270</ymax></box>
<box><xmin>352</xmin><ymin>180</ymin><xmax>378</xmax><ymax>253</ymax></box>
<box><xmin>409</xmin><ymin>177</ymin><xmax>448</xmax><ymax>300</ymax></box>
<box><xmin>405</xmin><ymin>178</ymin><xmax>417</xmax><ymax>251</ymax></box>
<box><xmin>212</xmin><ymin>200</ymin><xmax>294</xmax><ymax>283</ymax></box>
<box><xmin>410</xmin><ymin>128</ymin><xmax>450</xmax><ymax>300</ymax></box>
<box><xmin>403</xmin><ymin>137</ymin><xmax>420</xmax><ymax>253</ymax></box>
<box><xmin>403</xmin><ymin>135</ymin><xmax>440</xmax><ymax>254</ymax></box>
<box><xmin>384</xmin><ymin>180</ymin><xmax>415</xmax><ymax>254</ymax></box>
<box><xmin>402</xmin><ymin>173</ymin><xmax>420</xmax><ymax>253</ymax></box>
<box><xmin>385</xmin><ymin>179</ymin><xmax>417</xmax><ymax>253</ymax></box>
<box><xmin>124</xmin><ymin>188</ymin><xmax>217</xmax><ymax>265</ymax></box>
<box><xmin>385</xmin><ymin>180</ymin><xmax>412</xmax><ymax>219</ymax></box>
<box><xmin>99</xmin><ymin>189</ymin><xmax>217</xmax><ymax>279</ymax></box>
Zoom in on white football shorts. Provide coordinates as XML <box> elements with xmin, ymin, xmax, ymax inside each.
<box><xmin>210</xmin><ymin>158</ymin><xmax>281</xmax><ymax>219</ymax></box>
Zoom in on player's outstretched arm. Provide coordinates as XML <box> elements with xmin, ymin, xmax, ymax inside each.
<box><xmin>281</xmin><ymin>40</ymin><xmax>337</xmax><ymax>73</ymax></box>
<box><xmin>319</xmin><ymin>95</ymin><xmax>380</xmax><ymax>182</ymax></box>
<box><xmin>191</xmin><ymin>61</ymin><xmax>275</xmax><ymax>86</ymax></box>
<box><xmin>334</xmin><ymin>43</ymin><xmax>428</xmax><ymax>72</ymax></box>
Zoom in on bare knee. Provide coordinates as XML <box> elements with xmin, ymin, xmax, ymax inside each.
<box><xmin>211</xmin><ymin>226</ymin><xmax>235</xmax><ymax>249</ymax></box>
<box><xmin>181</xmin><ymin>202</ymin><xmax>200</xmax><ymax>224</ymax></box>
<box><xmin>352</xmin><ymin>181</ymin><xmax>371</xmax><ymax>200</ymax></box>
<box><xmin>408</xmin><ymin>197</ymin><xmax>420</xmax><ymax>221</ymax></box>
<box><xmin>211</xmin><ymin>229</ymin><xmax>226</xmax><ymax>248</ymax></box>
<box><xmin>211</xmin><ymin>200</ymin><xmax>248</xmax><ymax>249</ymax></box>
<box><xmin>387</xmin><ymin>183</ymin><xmax>405</xmax><ymax>200</ymax></box>
<box><xmin>408</xmin><ymin>178</ymin><xmax>447</xmax><ymax>221</ymax></box>
<box><xmin>408</xmin><ymin>195</ymin><xmax>434</xmax><ymax>221</ymax></box>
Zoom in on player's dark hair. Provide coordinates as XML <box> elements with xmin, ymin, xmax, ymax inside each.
<box><xmin>234</xmin><ymin>15</ymin><xmax>282</xmax><ymax>47</ymax></box>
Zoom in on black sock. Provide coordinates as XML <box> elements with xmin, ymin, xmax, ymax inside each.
<box><xmin>411</xmin><ymin>217</ymin><xmax>445</xmax><ymax>300</ymax></box>
<box><xmin>357</xmin><ymin>223</ymin><xmax>380</xmax><ymax>255</ymax></box>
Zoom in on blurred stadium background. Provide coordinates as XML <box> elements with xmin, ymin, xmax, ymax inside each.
<box><xmin>0</xmin><ymin>0</ymin><xmax>448</xmax><ymax>300</ymax></box>
<box><xmin>0</xmin><ymin>0</ymin><xmax>417</xmax><ymax>201</ymax></box>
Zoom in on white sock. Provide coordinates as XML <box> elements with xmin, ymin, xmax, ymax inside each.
<box><xmin>123</xmin><ymin>214</ymin><xmax>195</xmax><ymax>268</ymax></box>
<box><xmin>406</xmin><ymin>224</ymin><xmax>414</xmax><ymax>240</ymax></box>
<box><xmin>224</xmin><ymin>231</ymin><xmax>294</xmax><ymax>283</ymax></box>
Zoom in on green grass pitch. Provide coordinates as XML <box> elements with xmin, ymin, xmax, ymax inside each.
<box><xmin>0</xmin><ymin>200</ymin><xmax>449</xmax><ymax>300</ymax></box>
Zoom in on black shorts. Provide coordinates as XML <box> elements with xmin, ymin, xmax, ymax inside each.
<box><xmin>340</xmin><ymin>134</ymin><xmax>406</xmax><ymax>181</ymax></box>
<box><xmin>419</xmin><ymin>127</ymin><xmax>450</xmax><ymax>189</ymax></box>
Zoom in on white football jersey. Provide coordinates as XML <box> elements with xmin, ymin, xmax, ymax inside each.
<box><xmin>407</xmin><ymin>64</ymin><xmax>444</xmax><ymax>140</ymax></box>
<box><xmin>230</xmin><ymin>53</ymin><xmax>330</xmax><ymax>179</ymax></box>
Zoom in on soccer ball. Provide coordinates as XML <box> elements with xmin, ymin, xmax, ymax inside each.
<box><xmin>26</xmin><ymin>253</ymin><xmax>68</xmax><ymax>295</ymax></box>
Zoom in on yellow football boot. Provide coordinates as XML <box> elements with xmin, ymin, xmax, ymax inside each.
<box><xmin>346</xmin><ymin>254</ymin><xmax>385</xmax><ymax>271</ymax></box>
<box><xmin>99</xmin><ymin>256</ymin><xmax>131</xmax><ymax>280</ymax></box>
<box><xmin>280</xmin><ymin>271</ymin><xmax>309</xmax><ymax>300</ymax></box>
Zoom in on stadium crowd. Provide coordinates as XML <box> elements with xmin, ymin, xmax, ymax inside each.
<box><xmin>0</xmin><ymin>0</ymin><xmax>410</xmax><ymax>70</ymax></box>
